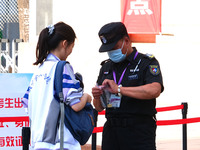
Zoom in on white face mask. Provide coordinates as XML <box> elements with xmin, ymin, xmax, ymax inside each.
<box><xmin>107</xmin><ymin>40</ymin><xmax>128</xmax><ymax>63</ymax></box>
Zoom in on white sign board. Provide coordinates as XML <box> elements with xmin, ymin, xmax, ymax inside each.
<box><xmin>0</xmin><ymin>73</ymin><xmax>33</xmax><ymax>149</ymax></box>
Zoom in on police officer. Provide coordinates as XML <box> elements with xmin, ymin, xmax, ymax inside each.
<box><xmin>92</xmin><ymin>22</ymin><xmax>164</xmax><ymax>150</ymax></box>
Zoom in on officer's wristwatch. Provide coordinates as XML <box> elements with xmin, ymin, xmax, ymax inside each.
<box><xmin>118</xmin><ymin>84</ymin><xmax>122</xmax><ymax>97</ymax></box>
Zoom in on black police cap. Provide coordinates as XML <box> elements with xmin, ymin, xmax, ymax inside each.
<box><xmin>98</xmin><ymin>22</ymin><xmax>128</xmax><ymax>52</ymax></box>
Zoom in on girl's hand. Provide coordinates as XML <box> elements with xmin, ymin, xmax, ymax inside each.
<box><xmin>83</xmin><ymin>93</ymin><xmax>92</xmax><ymax>103</ymax></box>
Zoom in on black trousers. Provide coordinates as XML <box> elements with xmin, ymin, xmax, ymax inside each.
<box><xmin>102</xmin><ymin>116</ymin><xmax>157</xmax><ymax>150</ymax></box>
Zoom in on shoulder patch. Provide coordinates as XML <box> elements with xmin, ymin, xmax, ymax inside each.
<box><xmin>100</xmin><ymin>59</ymin><xmax>110</xmax><ymax>66</ymax></box>
<box><xmin>145</xmin><ymin>53</ymin><xmax>155</xmax><ymax>59</ymax></box>
<box><xmin>149</xmin><ymin>65</ymin><xmax>160</xmax><ymax>75</ymax></box>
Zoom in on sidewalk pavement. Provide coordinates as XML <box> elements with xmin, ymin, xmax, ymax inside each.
<box><xmin>157</xmin><ymin>138</ymin><xmax>200</xmax><ymax>150</ymax></box>
<box><xmin>81</xmin><ymin>138</ymin><xmax>200</xmax><ymax>150</ymax></box>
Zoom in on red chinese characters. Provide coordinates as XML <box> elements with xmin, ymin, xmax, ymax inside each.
<box><xmin>0</xmin><ymin>137</ymin><xmax>5</xmax><ymax>147</ymax></box>
<box><xmin>0</xmin><ymin>98</ymin><xmax>4</xmax><ymax>108</ymax></box>
<box><xmin>0</xmin><ymin>97</ymin><xmax>23</xmax><ymax>109</ymax></box>
<box><xmin>0</xmin><ymin>117</ymin><xmax>29</xmax><ymax>128</ymax></box>
<box><xmin>5</xmin><ymin>98</ymin><xmax>14</xmax><ymax>108</ymax></box>
<box><xmin>15</xmin><ymin>98</ymin><xmax>23</xmax><ymax>108</ymax></box>
<box><xmin>15</xmin><ymin>120</ymin><xmax>29</xmax><ymax>127</ymax></box>
<box><xmin>0</xmin><ymin>136</ymin><xmax>22</xmax><ymax>147</ymax></box>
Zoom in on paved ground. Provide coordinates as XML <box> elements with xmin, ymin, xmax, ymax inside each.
<box><xmin>157</xmin><ymin>138</ymin><xmax>200</xmax><ymax>150</ymax></box>
<box><xmin>81</xmin><ymin>138</ymin><xmax>200</xmax><ymax>150</ymax></box>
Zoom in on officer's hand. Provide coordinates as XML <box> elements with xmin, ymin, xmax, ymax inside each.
<box><xmin>102</xmin><ymin>79</ymin><xmax>118</xmax><ymax>94</ymax></box>
<box><xmin>92</xmin><ymin>86</ymin><xmax>103</xmax><ymax>100</ymax></box>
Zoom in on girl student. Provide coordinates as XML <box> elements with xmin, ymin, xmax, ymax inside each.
<box><xmin>22</xmin><ymin>22</ymin><xmax>92</xmax><ymax>150</ymax></box>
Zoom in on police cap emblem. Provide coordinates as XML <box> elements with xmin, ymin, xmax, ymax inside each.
<box><xmin>100</xmin><ymin>36</ymin><xmax>107</xmax><ymax>44</ymax></box>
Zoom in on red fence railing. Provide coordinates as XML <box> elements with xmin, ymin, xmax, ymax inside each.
<box><xmin>91</xmin><ymin>103</ymin><xmax>200</xmax><ymax>150</ymax></box>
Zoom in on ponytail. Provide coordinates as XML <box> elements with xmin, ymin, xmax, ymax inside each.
<box><xmin>33</xmin><ymin>22</ymin><xmax>76</xmax><ymax>65</ymax></box>
<box><xmin>33</xmin><ymin>28</ymin><xmax>50</xmax><ymax>65</ymax></box>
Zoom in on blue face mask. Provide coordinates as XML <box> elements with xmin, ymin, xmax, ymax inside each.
<box><xmin>108</xmin><ymin>40</ymin><xmax>127</xmax><ymax>63</ymax></box>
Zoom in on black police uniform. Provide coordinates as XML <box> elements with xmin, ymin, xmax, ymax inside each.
<box><xmin>97</xmin><ymin>47</ymin><xmax>164</xmax><ymax>150</ymax></box>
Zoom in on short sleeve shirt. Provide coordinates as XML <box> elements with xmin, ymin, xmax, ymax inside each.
<box><xmin>97</xmin><ymin>47</ymin><xmax>164</xmax><ymax>117</ymax></box>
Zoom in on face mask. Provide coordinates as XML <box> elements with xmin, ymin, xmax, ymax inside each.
<box><xmin>108</xmin><ymin>40</ymin><xmax>128</xmax><ymax>63</ymax></box>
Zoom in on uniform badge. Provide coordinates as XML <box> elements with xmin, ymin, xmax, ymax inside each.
<box><xmin>149</xmin><ymin>65</ymin><xmax>160</xmax><ymax>75</ymax></box>
<box><xmin>104</xmin><ymin>71</ymin><xmax>109</xmax><ymax>75</ymax></box>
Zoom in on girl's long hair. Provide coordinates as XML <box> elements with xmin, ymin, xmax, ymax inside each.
<box><xmin>33</xmin><ymin>22</ymin><xmax>76</xmax><ymax>65</ymax></box>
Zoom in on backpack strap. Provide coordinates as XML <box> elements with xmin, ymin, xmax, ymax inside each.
<box><xmin>54</xmin><ymin>61</ymin><xmax>67</xmax><ymax>99</ymax></box>
<box><xmin>54</xmin><ymin>61</ymin><xmax>67</xmax><ymax>150</ymax></box>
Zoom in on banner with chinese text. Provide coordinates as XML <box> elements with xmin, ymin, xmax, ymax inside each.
<box><xmin>0</xmin><ymin>73</ymin><xmax>33</xmax><ymax>150</ymax></box>
<box><xmin>121</xmin><ymin>0</ymin><xmax>161</xmax><ymax>34</ymax></box>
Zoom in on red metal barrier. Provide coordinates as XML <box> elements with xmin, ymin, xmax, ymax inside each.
<box><xmin>92</xmin><ymin>104</ymin><xmax>200</xmax><ymax>133</ymax></box>
<box><xmin>157</xmin><ymin>117</ymin><xmax>200</xmax><ymax>126</ymax></box>
<box><xmin>97</xmin><ymin>104</ymin><xmax>184</xmax><ymax>115</ymax></box>
<box><xmin>92</xmin><ymin>117</ymin><xmax>200</xmax><ymax>133</ymax></box>
<box><xmin>91</xmin><ymin>103</ymin><xmax>199</xmax><ymax>150</ymax></box>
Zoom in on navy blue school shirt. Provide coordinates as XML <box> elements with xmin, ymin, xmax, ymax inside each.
<box><xmin>97</xmin><ymin>47</ymin><xmax>164</xmax><ymax>118</ymax></box>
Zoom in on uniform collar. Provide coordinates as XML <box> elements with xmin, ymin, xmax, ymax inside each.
<box><xmin>126</xmin><ymin>47</ymin><xmax>138</xmax><ymax>63</ymax></box>
<box><xmin>46</xmin><ymin>53</ymin><xmax>60</xmax><ymax>61</ymax></box>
